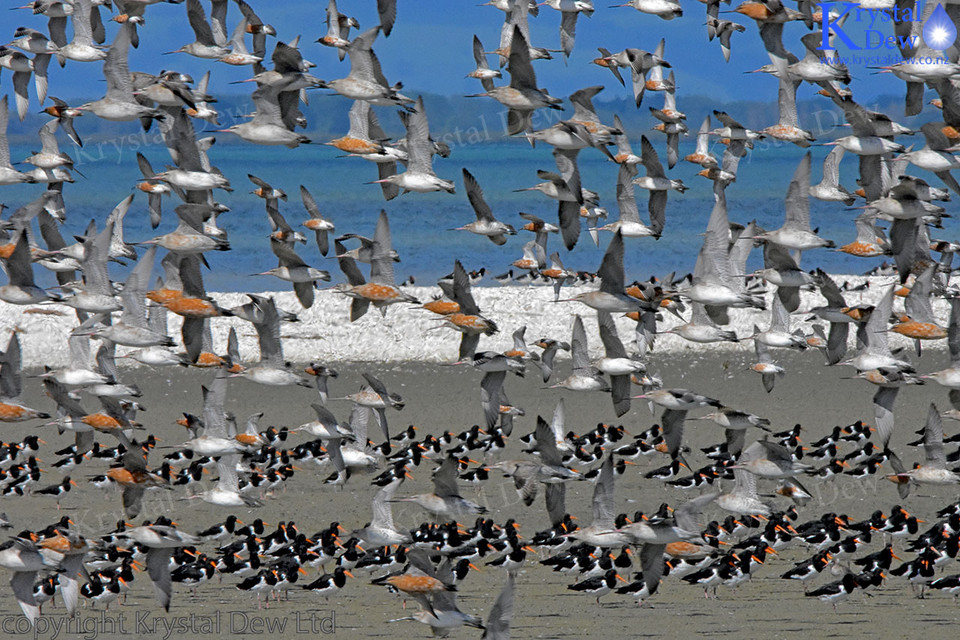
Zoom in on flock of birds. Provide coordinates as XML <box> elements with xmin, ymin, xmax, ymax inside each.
<box><xmin>0</xmin><ymin>0</ymin><xmax>959</xmax><ymax>636</ymax></box>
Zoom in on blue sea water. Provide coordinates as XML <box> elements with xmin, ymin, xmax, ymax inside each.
<box><xmin>3</xmin><ymin>135</ymin><xmax>933</xmax><ymax>292</ymax></box>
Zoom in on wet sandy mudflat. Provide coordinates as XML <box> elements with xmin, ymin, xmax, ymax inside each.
<box><xmin>0</xmin><ymin>349</ymin><xmax>959</xmax><ymax>639</ymax></box>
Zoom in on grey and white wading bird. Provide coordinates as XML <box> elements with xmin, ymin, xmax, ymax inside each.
<box><xmin>549</xmin><ymin>314</ymin><xmax>609</xmax><ymax>393</ymax></box>
<box><xmin>117</xmin><ymin>524</ymin><xmax>201</xmax><ymax>612</ymax></box>
<box><xmin>352</xmin><ymin>478</ymin><xmax>413</xmax><ymax>547</ymax></box>
<box><xmin>371</xmin><ymin>96</ymin><xmax>454</xmax><ymax>194</ymax></box>
<box><xmin>886</xmin><ymin>403</ymin><xmax>960</xmax><ymax>495</ymax></box>
<box><xmin>232</xmin><ymin>295</ymin><xmax>311</xmax><ymax>387</ymax></box>
<box><xmin>565</xmin><ymin>455</ymin><xmax>632</xmax><ymax>547</ymax></box>
<box><xmin>391</xmin><ymin>456</ymin><xmax>488</xmax><ymax>521</ymax></box>
<box><xmin>455</xmin><ymin>168</ymin><xmax>517</xmax><ymax>245</ymax></box>
<box><xmin>181</xmin><ymin>368</ymin><xmax>264</xmax><ymax>508</ymax></box>
<box><xmin>467</xmin><ymin>27</ymin><xmax>563</xmax><ymax>136</ymax></box>
<box><xmin>617</xmin><ymin>492</ymin><xmax>718</xmax><ymax>596</ymax></box>
<box><xmin>488</xmin><ymin>414</ymin><xmax>582</xmax><ymax>526</ymax></box>
<box><xmin>334</xmin><ymin>211</ymin><xmax>419</xmax><ymax>321</ymax></box>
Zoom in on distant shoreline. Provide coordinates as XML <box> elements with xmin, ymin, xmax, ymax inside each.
<box><xmin>1</xmin><ymin>91</ymin><xmax>937</xmax><ymax>146</ymax></box>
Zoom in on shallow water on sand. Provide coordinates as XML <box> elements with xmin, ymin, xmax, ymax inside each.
<box><xmin>2</xmin><ymin>352</ymin><xmax>960</xmax><ymax>639</ymax></box>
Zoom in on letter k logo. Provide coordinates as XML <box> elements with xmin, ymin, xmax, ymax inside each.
<box><xmin>819</xmin><ymin>2</ymin><xmax>860</xmax><ymax>50</ymax></box>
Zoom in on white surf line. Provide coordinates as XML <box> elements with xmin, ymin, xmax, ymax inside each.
<box><xmin>1</xmin><ymin>276</ymin><xmax>945</xmax><ymax>367</ymax></box>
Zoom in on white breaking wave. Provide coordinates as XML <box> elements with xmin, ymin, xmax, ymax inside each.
<box><xmin>1</xmin><ymin>275</ymin><xmax>946</xmax><ymax>367</ymax></box>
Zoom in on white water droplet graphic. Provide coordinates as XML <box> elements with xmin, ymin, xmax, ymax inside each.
<box><xmin>923</xmin><ymin>3</ymin><xmax>956</xmax><ymax>50</ymax></box>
